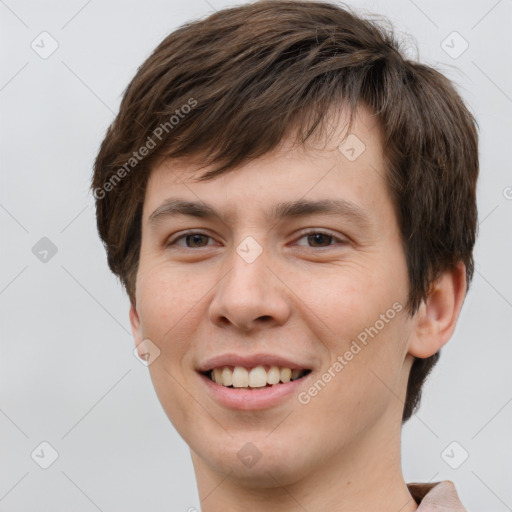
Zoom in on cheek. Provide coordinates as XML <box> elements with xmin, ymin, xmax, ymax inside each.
<box><xmin>302</xmin><ymin>319</ymin><xmax>408</xmax><ymax>449</ymax></box>
<box><xmin>296</xmin><ymin>261</ymin><xmax>398</xmax><ymax>344</ymax></box>
<box><xmin>134</xmin><ymin>265</ymin><xmax>199</xmax><ymax>379</ymax></box>
<box><xmin>135</xmin><ymin>264</ymin><xmax>206</xmax><ymax>434</ymax></box>
<box><xmin>136</xmin><ymin>261</ymin><xmax>205</xmax><ymax>334</ymax></box>
<box><xmin>295</xmin><ymin>264</ymin><xmax>407</xmax><ymax>421</ymax></box>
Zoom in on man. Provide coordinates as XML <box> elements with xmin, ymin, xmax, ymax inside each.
<box><xmin>92</xmin><ymin>1</ymin><xmax>477</xmax><ymax>510</ymax></box>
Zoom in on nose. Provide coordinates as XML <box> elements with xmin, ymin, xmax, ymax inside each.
<box><xmin>208</xmin><ymin>246</ymin><xmax>292</xmax><ymax>332</ymax></box>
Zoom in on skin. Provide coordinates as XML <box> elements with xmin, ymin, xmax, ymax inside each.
<box><xmin>129</xmin><ymin>106</ymin><xmax>467</xmax><ymax>512</ymax></box>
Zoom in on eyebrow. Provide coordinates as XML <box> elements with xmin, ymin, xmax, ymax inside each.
<box><xmin>148</xmin><ymin>197</ymin><xmax>372</xmax><ymax>229</ymax></box>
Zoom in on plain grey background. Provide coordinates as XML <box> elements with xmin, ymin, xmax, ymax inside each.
<box><xmin>1</xmin><ymin>0</ymin><xmax>511</xmax><ymax>510</ymax></box>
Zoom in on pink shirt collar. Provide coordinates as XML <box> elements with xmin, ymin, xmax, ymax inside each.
<box><xmin>407</xmin><ymin>481</ymin><xmax>467</xmax><ymax>511</ymax></box>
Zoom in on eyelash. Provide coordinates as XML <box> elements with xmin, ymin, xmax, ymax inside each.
<box><xmin>166</xmin><ymin>229</ymin><xmax>347</xmax><ymax>250</ymax></box>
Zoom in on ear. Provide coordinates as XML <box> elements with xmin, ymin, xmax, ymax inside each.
<box><xmin>407</xmin><ymin>261</ymin><xmax>467</xmax><ymax>359</ymax></box>
<box><xmin>129</xmin><ymin>302</ymin><xmax>144</xmax><ymax>349</ymax></box>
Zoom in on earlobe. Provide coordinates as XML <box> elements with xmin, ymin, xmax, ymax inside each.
<box><xmin>407</xmin><ymin>262</ymin><xmax>467</xmax><ymax>359</ymax></box>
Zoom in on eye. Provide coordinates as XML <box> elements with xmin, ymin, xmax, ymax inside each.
<box><xmin>167</xmin><ymin>231</ymin><xmax>217</xmax><ymax>248</ymax></box>
<box><xmin>166</xmin><ymin>229</ymin><xmax>347</xmax><ymax>250</ymax></box>
<box><xmin>294</xmin><ymin>230</ymin><xmax>347</xmax><ymax>248</ymax></box>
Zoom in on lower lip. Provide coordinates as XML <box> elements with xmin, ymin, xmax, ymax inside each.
<box><xmin>198</xmin><ymin>372</ymin><xmax>311</xmax><ymax>410</ymax></box>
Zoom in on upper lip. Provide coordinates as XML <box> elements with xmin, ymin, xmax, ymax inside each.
<box><xmin>197</xmin><ymin>353</ymin><xmax>312</xmax><ymax>372</ymax></box>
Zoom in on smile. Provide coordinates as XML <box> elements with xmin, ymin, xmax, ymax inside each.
<box><xmin>203</xmin><ymin>365</ymin><xmax>312</xmax><ymax>389</ymax></box>
<box><xmin>196</xmin><ymin>353</ymin><xmax>316</xmax><ymax>409</ymax></box>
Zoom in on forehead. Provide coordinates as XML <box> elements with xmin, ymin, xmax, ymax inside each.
<box><xmin>142</xmin><ymin>105</ymin><xmax>388</xmax><ymax>224</ymax></box>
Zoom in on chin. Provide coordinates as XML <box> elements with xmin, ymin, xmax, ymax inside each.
<box><xmin>196</xmin><ymin>434</ymin><xmax>316</xmax><ymax>488</ymax></box>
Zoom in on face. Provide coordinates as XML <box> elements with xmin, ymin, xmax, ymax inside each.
<box><xmin>130</xmin><ymin>107</ymin><xmax>416</xmax><ymax>487</ymax></box>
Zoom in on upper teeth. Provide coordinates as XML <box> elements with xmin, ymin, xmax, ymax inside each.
<box><xmin>210</xmin><ymin>366</ymin><xmax>306</xmax><ymax>388</ymax></box>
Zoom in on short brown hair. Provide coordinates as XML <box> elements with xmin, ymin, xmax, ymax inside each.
<box><xmin>92</xmin><ymin>0</ymin><xmax>479</xmax><ymax>423</ymax></box>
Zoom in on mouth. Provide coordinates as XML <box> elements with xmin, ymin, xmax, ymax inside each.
<box><xmin>201</xmin><ymin>365</ymin><xmax>312</xmax><ymax>389</ymax></box>
<box><xmin>196</xmin><ymin>354</ymin><xmax>316</xmax><ymax>409</ymax></box>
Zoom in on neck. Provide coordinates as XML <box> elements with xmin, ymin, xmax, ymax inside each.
<box><xmin>191</xmin><ymin>412</ymin><xmax>418</xmax><ymax>512</ymax></box>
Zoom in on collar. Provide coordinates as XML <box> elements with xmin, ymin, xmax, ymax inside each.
<box><xmin>407</xmin><ymin>481</ymin><xmax>467</xmax><ymax>511</ymax></box>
